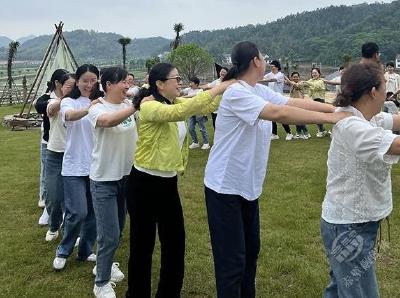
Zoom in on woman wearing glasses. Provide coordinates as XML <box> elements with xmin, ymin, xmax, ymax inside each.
<box><xmin>126</xmin><ymin>63</ymin><xmax>234</xmax><ymax>298</ymax></box>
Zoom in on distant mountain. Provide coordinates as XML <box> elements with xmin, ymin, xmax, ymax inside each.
<box><xmin>17</xmin><ymin>35</ymin><xmax>36</xmax><ymax>44</ymax></box>
<box><xmin>0</xmin><ymin>30</ymin><xmax>170</xmax><ymax>62</ymax></box>
<box><xmin>0</xmin><ymin>36</ymin><xmax>13</xmax><ymax>48</ymax></box>
<box><xmin>181</xmin><ymin>1</ymin><xmax>400</xmax><ymax>64</ymax></box>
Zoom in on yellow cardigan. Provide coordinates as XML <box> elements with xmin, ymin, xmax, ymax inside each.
<box><xmin>134</xmin><ymin>91</ymin><xmax>220</xmax><ymax>172</ymax></box>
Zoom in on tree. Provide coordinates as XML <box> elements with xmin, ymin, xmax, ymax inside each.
<box><xmin>145</xmin><ymin>56</ymin><xmax>161</xmax><ymax>73</ymax></box>
<box><xmin>170</xmin><ymin>23</ymin><xmax>184</xmax><ymax>50</ymax></box>
<box><xmin>7</xmin><ymin>41</ymin><xmax>19</xmax><ymax>104</ymax></box>
<box><xmin>168</xmin><ymin>44</ymin><xmax>213</xmax><ymax>81</ymax></box>
<box><xmin>118</xmin><ymin>37</ymin><xmax>131</xmax><ymax>69</ymax></box>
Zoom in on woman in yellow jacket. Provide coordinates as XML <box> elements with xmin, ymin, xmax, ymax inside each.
<box><xmin>126</xmin><ymin>63</ymin><xmax>233</xmax><ymax>298</ymax></box>
<box><xmin>286</xmin><ymin>67</ymin><xmax>329</xmax><ymax>137</ymax></box>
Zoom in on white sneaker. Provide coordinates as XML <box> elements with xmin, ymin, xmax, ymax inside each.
<box><xmin>38</xmin><ymin>208</ymin><xmax>49</xmax><ymax>226</ymax></box>
<box><xmin>271</xmin><ymin>134</ymin><xmax>279</xmax><ymax>140</ymax></box>
<box><xmin>93</xmin><ymin>282</ymin><xmax>116</xmax><ymax>298</ymax></box>
<box><xmin>293</xmin><ymin>134</ymin><xmax>300</xmax><ymax>140</ymax></box>
<box><xmin>305</xmin><ymin>133</ymin><xmax>311</xmax><ymax>139</ymax></box>
<box><xmin>45</xmin><ymin>230</ymin><xmax>59</xmax><ymax>242</ymax></box>
<box><xmin>316</xmin><ymin>131</ymin><xmax>323</xmax><ymax>138</ymax></box>
<box><xmin>285</xmin><ymin>133</ymin><xmax>293</xmax><ymax>141</ymax></box>
<box><xmin>189</xmin><ymin>142</ymin><xmax>200</xmax><ymax>149</ymax></box>
<box><xmin>38</xmin><ymin>198</ymin><xmax>45</xmax><ymax>208</ymax></box>
<box><xmin>201</xmin><ymin>143</ymin><xmax>210</xmax><ymax>150</ymax></box>
<box><xmin>53</xmin><ymin>257</ymin><xmax>66</xmax><ymax>270</ymax></box>
<box><xmin>87</xmin><ymin>253</ymin><xmax>97</xmax><ymax>262</ymax></box>
<box><xmin>75</xmin><ymin>237</ymin><xmax>80</xmax><ymax>248</ymax></box>
<box><xmin>93</xmin><ymin>262</ymin><xmax>125</xmax><ymax>283</ymax></box>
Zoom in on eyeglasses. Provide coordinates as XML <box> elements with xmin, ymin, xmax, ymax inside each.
<box><xmin>164</xmin><ymin>76</ymin><xmax>182</xmax><ymax>83</ymax></box>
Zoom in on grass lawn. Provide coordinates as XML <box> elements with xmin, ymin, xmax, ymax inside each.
<box><xmin>1</xmin><ymin>105</ymin><xmax>400</xmax><ymax>297</ymax></box>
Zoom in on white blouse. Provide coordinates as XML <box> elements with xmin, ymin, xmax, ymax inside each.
<box><xmin>322</xmin><ymin>107</ymin><xmax>399</xmax><ymax>224</ymax></box>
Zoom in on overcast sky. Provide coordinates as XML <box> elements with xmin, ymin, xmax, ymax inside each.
<box><xmin>0</xmin><ymin>0</ymin><xmax>394</xmax><ymax>40</ymax></box>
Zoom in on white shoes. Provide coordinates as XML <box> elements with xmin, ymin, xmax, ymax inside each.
<box><xmin>45</xmin><ymin>230</ymin><xmax>59</xmax><ymax>242</ymax></box>
<box><xmin>53</xmin><ymin>257</ymin><xmax>67</xmax><ymax>270</ymax></box>
<box><xmin>93</xmin><ymin>262</ymin><xmax>124</xmax><ymax>283</ymax></box>
<box><xmin>285</xmin><ymin>133</ymin><xmax>293</xmax><ymax>141</ymax></box>
<box><xmin>271</xmin><ymin>134</ymin><xmax>279</xmax><ymax>140</ymax></box>
<box><xmin>38</xmin><ymin>197</ymin><xmax>45</xmax><ymax>208</ymax></box>
<box><xmin>38</xmin><ymin>208</ymin><xmax>49</xmax><ymax>226</ymax></box>
<box><xmin>201</xmin><ymin>143</ymin><xmax>210</xmax><ymax>150</ymax></box>
<box><xmin>93</xmin><ymin>282</ymin><xmax>116</xmax><ymax>298</ymax></box>
<box><xmin>189</xmin><ymin>142</ymin><xmax>200</xmax><ymax>149</ymax></box>
<box><xmin>86</xmin><ymin>253</ymin><xmax>97</xmax><ymax>262</ymax></box>
<box><xmin>316</xmin><ymin>131</ymin><xmax>327</xmax><ymax>138</ymax></box>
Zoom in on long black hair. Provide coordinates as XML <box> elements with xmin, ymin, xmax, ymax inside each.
<box><xmin>68</xmin><ymin>64</ymin><xmax>102</xmax><ymax>99</ymax></box>
<box><xmin>334</xmin><ymin>63</ymin><xmax>383</xmax><ymax>107</ymax></box>
<box><xmin>133</xmin><ymin>63</ymin><xmax>175</xmax><ymax>109</ymax></box>
<box><xmin>223</xmin><ymin>41</ymin><xmax>260</xmax><ymax>82</ymax></box>
<box><xmin>46</xmin><ymin>69</ymin><xmax>68</xmax><ymax>93</ymax></box>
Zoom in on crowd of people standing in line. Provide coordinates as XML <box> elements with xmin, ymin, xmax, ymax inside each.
<box><xmin>31</xmin><ymin>41</ymin><xmax>400</xmax><ymax>298</ymax></box>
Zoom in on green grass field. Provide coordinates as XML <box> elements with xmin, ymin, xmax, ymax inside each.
<box><xmin>1</xmin><ymin>105</ymin><xmax>400</xmax><ymax>297</ymax></box>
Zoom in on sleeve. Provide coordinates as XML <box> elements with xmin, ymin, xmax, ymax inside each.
<box><xmin>60</xmin><ymin>98</ymin><xmax>75</xmax><ymax>123</ymax></box>
<box><xmin>181</xmin><ymin>87</ymin><xmax>190</xmax><ymax>95</ymax></box>
<box><xmin>224</xmin><ymin>85</ymin><xmax>268</xmax><ymax>126</ymax></box>
<box><xmin>259</xmin><ymin>84</ymin><xmax>289</xmax><ymax>105</ymax></box>
<box><xmin>339</xmin><ymin>117</ymin><xmax>399</xmax><ymax>164</ymax></box>
<box><xmin>87</xmin><ymin>104</ymin><xmax>105</xmax><ymax>128</ymax></box>
<box><xmin>140</xmin><ymin>91</ymin><xmax>214</xmax><ymax>122</ymax></box>
<box><xmin>276</xmin><ymin>73</ymin><xmax>285</xmax><ymax>84</ymax></box>
<box><xmin>34</xmin><ymin>94</ymin><xmax>50</xmax><ymax>114</ymax></box>
<box><xmin>370</xmin><ymin>112</ymin><xmax>393</xmax><ymax>130</ymax></box>
<box><xmin>208</xmin><ymin>79</ymin><xmax>218</xmax><ymax>88</ymax></box>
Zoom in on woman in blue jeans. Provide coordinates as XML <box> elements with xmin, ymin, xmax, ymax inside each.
<box><xmin>321</xmin><ymin>63</ymin><xmax>400</xmax><ymax>297</ymax></box>
<box><xmin>44</xmin><ymin>72</ymin><xmax>75</xmax><ymax>242</ymax></box>
<box><xmin>88</xmin><ymin>67</ymin><xmax>138</xmax><ymax>298</ymax></box>
<box><xmin>53</xmin><ymin>64</ymin><xmax>102</xmax><ymax>270</ymax></box>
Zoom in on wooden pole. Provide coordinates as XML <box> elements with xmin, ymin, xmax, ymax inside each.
<box><xmin>19</xmin><ymin>21</ymin><xmax>62</xmax><ymax>117</ymax></box>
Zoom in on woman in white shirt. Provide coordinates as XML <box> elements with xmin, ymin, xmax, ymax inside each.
<box><xmin>321</xmin><ymin>63</ymin><xmax>400</xmax><ymax>297</ymax></box>
<box><xmin>204</xmin><ymin>41</ymin><xmax>349</xmax><ymax>298</ymax></box>
<box><xmin>53</xmin><ymin>64</ymin><xmax>102</xmax><ymax>271</ymax></box>
<box><xmin>88</xmin><ymin>67</ymin><xmax>138</xmax><ymax>298</ymax></box>
<box><xmin>44</xmin><ymin>73</ymin><xmax>75</xmax><ymax>242</ymax></box>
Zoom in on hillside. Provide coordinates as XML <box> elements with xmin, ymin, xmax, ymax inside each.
<box><xmin>1</xmin><ymin>1</ymin><xmax>400</xmax><ymax>64</ymax></box>
<box><xmin>0</xmin><ymin>30</ymin><xmax>170</xmax><ymax>62</ymax></box>
<box><xmin>0</xmin><ymin>36</ymin><xmax>13</xmax><ymax>48</ymax></box>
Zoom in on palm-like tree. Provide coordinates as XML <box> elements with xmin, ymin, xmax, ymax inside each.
<box><xmin>7</xmin><ymin>41</ymin><xmax>19</xmax><ymax>104</ymax></box>
<box><xmin>170</xmin><ymin>23</ymin><xmax>184</xmax><ymax>50</ymax></box>
<box><xmin>118</xmin><ymin>37</ymin><xmax>131</xmax><ymax>69</ymax></box>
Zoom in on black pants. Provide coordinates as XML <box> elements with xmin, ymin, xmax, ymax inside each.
<box><xmin>205</xmin><ymin>186</ymin><xmax>260</xmax><ymax>298</ymax></box>
<box><xmin>211</xmin><ymin>112</ymin><xmax>217</xmax><ymax>130</ymax></box>
<box><xmin>126</xmin><ymin>167</ymin><xmax>185</xmax><ymax>298</ymax></box>
<box><xmin>272</xmin><ymin>122</ymin><xmax>291</xmax><ymax>135</ymax></box>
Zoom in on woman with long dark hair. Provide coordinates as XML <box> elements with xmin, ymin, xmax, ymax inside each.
<box><xmin>34</xmin><ymin>69</ymin><xmax>68</xmax><ymax>225</ymax></box>
<box><xmin>52</xmin><ymin>64</ymin><xmax>102</xmax><ymax>271</ymax></box>
<box><xmin>44</xmin><ymin>73</ymin><xmax>75</xmax><ymax>242</ymax></box>
<box><xmin>204</xmin><ymin>41</ymin><xmax>349</xmax><ymax>298</ymax></box>
<box><xmin>126</xmin><ymin>62</ymin><xmax>234</xmax><ymax>298</ymax></box>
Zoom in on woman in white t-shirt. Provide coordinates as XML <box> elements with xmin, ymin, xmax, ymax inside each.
<box><xmin>203</xmin><ymin>41</ymin><xmax>349</xmax><ymax>298</ymax></box>
<box><xmin>53</xmin><ymin>64</ymin><xmax>102</xmax><ymax>271</ymax></box>
<box><xmin>321</xmin><ymin>63</ymin><xmax>400</xmax><ymax>297</ymax></box>
<box><xmin>43</xmin><ymin>73</ymin><xmax>75</xmax><ymax>242</ymax></box>
<box><xmin>88</xmin><ymin>67</ymin><xmax>138</xmax><ymax>297</ymax></box>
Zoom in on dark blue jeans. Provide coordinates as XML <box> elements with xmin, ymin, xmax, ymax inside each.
<box><xmin>45</xmin><ymin>150</ymin><xmax>65</xmax><ymax>232</ymax></box>
<box><xmin>205</xmin><ymin>186</ymin><xmax>260</xmax><ymax>298</ymax></box>
<box><xmin>320</xmin><ymin>218</ymin><xmax>380</xmax><ymax>298</ymax></box>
